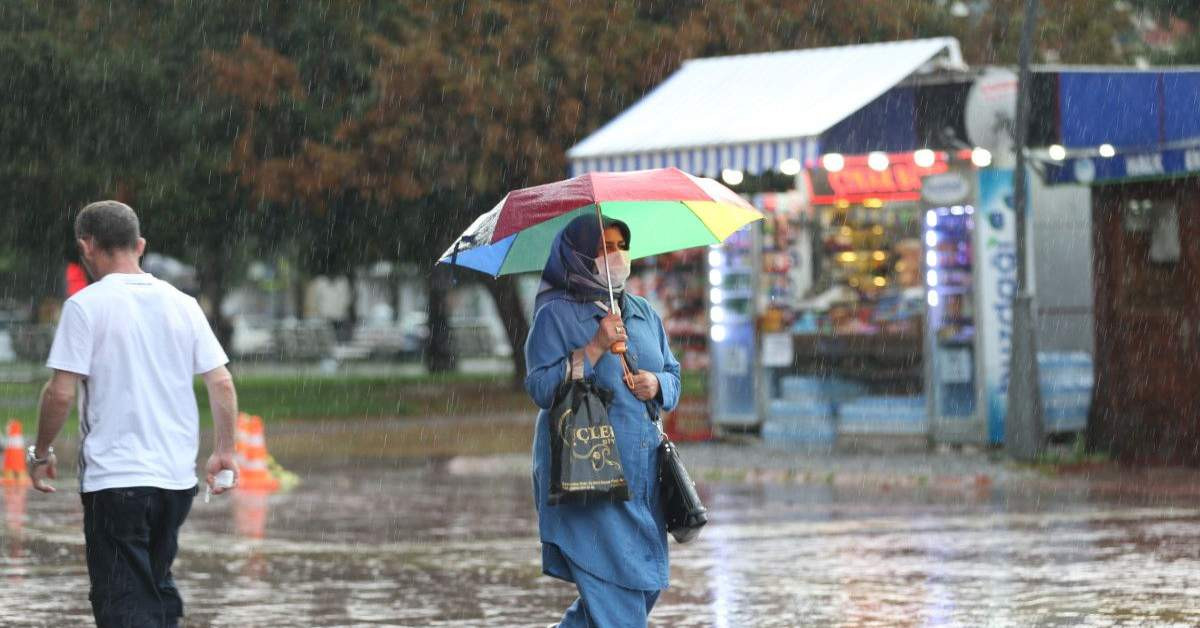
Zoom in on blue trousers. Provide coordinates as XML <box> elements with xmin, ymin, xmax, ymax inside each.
<box><xmin>558</xmin><ymin>559</ymin><xmax>661</xmax><ymax>628</ymax></box>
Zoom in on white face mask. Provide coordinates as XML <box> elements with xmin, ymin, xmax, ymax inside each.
<box><xmin>594</xmin><ymin>250</ymin><xmax>631</xmax><ymax>289</ymax></box>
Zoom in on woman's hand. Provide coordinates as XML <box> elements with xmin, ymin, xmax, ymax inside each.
<box><xmin>589</xmin><ymin>313</ymin><xmax>627</xmax><ymax>351</ymax></box>
<box><xmin>630</xmin><ymin>371</ymin><xmax>660</xmax><ymax>401</ymax></box>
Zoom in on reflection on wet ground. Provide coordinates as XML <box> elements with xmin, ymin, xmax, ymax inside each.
<box><xmin>3</xmin><ymin>456</ymin><xmax>1200</xmax><ymax>627</ymax></box>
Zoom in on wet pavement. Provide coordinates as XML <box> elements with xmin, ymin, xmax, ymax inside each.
<box><xmin>3</xmin><ymin>442</ymin><xmax>1200</xmax><ymax>626</ymax></box>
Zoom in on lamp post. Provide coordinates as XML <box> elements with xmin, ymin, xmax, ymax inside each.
<box><xmin>1006</xmin><ymin>0</ymin><xmax>1045</xmax><ymax>461</ymax></box>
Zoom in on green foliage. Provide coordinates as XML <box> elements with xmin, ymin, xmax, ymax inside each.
<box><xmin>1033</xmin><ymin>433</ymin><xmax>1111</xmax><ymax>471</ymax></box>
<box><xmin>1128</xmin><ymin>0</ymin><xmax>1200</xmax><ymax>24</ymax></box>
<box><xmin>1154</xmin><ymin>34</ymin><xmax>1200</xmax><ymax>63</ymax></box>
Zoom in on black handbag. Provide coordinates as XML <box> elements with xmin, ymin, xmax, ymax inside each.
<box><xmin>547</xmin><ymin>352</ymin><xmax>630</xmax><ymax>505</ymax></box>
<box><xmin>655</xmin><ymin>424</ymin><xmax>708</xmax><ymax>543</ymax></box>
<box><xmin>620</xmin><ymin>352</ymin><xmax>708</xmax><ymax>543</ymax></box>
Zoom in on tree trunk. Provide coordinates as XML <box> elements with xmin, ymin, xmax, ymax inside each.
<box><xmin>292</xmin><ymin>264</ymin><xmax>307</xmax><ymax>320</ymax></box>
<box><xmin>346</xmin><ymin>268</ymin><xmax>359</xmax><ymax>328</ymax></box>
<box><xmin>334</xmin><ymin>268</ymin><xmax>359</xmax><ymax>344</ymax></box>
<box><xmin>390</xmin><ymin>263</ymin><xmax>402</xmax><ymax>322</ymax></box>
<box><xmin>484</xmin><ymin>276</ymin><xmax>529</xmax><ymax>390</ymax></box>
<box><xmin>198</xmin><ymin>260</ymin><xmax>234</xmax><ymax>353</ymax></box>
<box><xmin>424</xmin><ymin>265</ymin><xmax>456</xmax><ymax>372</ymax></box>
<box><xmin>32</xmin><ymin>252</ymin><xmax>65</xmax><ymax>321</ymax></box>
<box><xmin>272</xmin><ymin>259</ymin><xmax>287</xmax><ymax>321</ymax></box>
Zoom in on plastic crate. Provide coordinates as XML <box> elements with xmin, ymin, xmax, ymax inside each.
<box><xmin>837</xmin><ymin>395</ymin><xmax>927</xmax><ymax>435</ymax></box>
<box><xmin>1042</xmin><ymin>388</ymin><xmax>1090</xmax><ymax>415</ymax></box>
<box><xmin>838</xmin><ymin>396</ymin><xmax>925</xmax><ymax>417</ymax></box>
<box><xmin>779</xmin><ymin>375</ymin><xmax>866</xmax><ymax>402</ymax></box>
<box><xmin>1043</xmin><ymin>412</ymin><xmax>1087</xmax><ymax>433</ymax></box>
<box><xmin>768</xmin><ymin>398</ymin><xmax>836</xmax><ymax>420</ymax></box>
<box><xmin>1038</xmin><ymin>352</ymin><xmax>1094</xmax><ymax>389</ymax></box>
<box><xmin>761</xmin><ymin>418</ymin><xmax>836</xmax><ymax>447</ymax></box>
<box><xmin>1037</xmin><ymin>352</ymin><xmax>1093</xmax><ymax>433</ymax></box>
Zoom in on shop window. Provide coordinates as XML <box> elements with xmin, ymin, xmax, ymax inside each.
<box><xmin>1123</xmin><ymin>198</ymin><xmax>1181</xmax><ymax>264</ymax></box>
<box><xmin>1148</xmin><ymin>205</ymin><xmax>1181</xmax><ymax>264</ymax></box>
<box><xmin>1120</xmin><ymin>197</ymin><xmax>1185</xmax><ymax>307</ymax></box>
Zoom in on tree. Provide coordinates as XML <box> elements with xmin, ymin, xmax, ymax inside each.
<box><xmin>0</xmin><ymin>2</ymin><xmax>263</xmax><ymax>345</ymax></box>
<box><xmin>0</xmin><ymin>2</ymin><xmax>381</xmax><ymax>346</ymax></box>
<box><xmin>296</xmin><ymin>3</ymin><xmax>695</xmax><ymax>378</ymax></box>
<box><xmin>960</xmin><ymin>0</ymin><xmax>1131</xmax><ymax>65</ymax></box>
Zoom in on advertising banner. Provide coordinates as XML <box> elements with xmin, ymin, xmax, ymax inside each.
<box><xmin>1043</xmin><ymin>147</ymin><xmax>1200</xmax><ymax>185</ymax></box>
<box><xmin>974</xmin><ymin>169</ymin><xmax>1018</xmax><ymax>443</ymax></box>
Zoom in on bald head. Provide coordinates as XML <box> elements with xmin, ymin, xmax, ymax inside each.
<box><xmin>75</xmin><ymin>201</ymin><xmax>141</xmax><ymax>252</ymax></box>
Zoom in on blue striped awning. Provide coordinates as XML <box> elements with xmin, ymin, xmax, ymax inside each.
<box><xmin>568</xmin><ymin>138</ymin><xmax>820</xmax><ymax>177</ymax></box>
<box><xmin>567</xmin><ymin>38</ymin><xmax>963</xmax><ymax>177</ymax></box>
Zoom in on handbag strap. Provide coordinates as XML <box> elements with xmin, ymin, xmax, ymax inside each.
<box><xmin>619</xmin><ymin>353</ymin><xmax>667</xmax><ymax>438</ymax></box>
<box><xmin>568</xmin><ymin>349</ymin><xmax>585</xmax><ymax>381</ymax></box>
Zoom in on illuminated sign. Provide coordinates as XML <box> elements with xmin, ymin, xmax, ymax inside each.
<box><xmin>1045</xmin><ymin>146</ymin><xmax>1200</xmax><ymax>185</ymax></box>
<box><xmin>810</xmin><ymin>151</ymin><xmax>959</xmax><ymax>205</ymax></box>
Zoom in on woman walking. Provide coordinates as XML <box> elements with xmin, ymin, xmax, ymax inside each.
<box><xmin>525</xmin><ymin>214</ymin><xmax>681</xmax><ymax>627</ymax></box>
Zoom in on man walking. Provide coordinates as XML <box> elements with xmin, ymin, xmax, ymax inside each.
<box><xmin>28</xmin><ymin>200</ymin><xmax>239</xmax><ymax>627</ymax></box>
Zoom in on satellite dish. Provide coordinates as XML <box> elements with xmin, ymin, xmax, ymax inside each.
<box><xmin>964</xmin><ymin>68</ymin><xmax>1019</xmax><ymax>167</ymax></box>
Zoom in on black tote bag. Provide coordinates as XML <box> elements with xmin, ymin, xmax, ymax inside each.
<box><xmin>548</xmin><ymin>352</ymin><xmax>630</xmax><ymax>505</ymax></box>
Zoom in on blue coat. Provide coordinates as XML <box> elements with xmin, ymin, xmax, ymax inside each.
<box><xmin>525</xmin><ymin>293</ymin><xmax>681</xmax><ymax>591</ymax></box>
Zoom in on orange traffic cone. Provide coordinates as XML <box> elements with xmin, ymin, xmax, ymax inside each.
<box><xmin>2</xmin><ymin>420</ymin><xmax>29</xmax><ymax>486</ymax></box>
<box><xmin>231</xmin><ymin>487</ymin><xmax>270</xmax><ymax>578</ymax></box>
<box><xmin>3</xmin><ymin>481</ymin><xmax>28</xmax><ymax>557</ymax></box>
<box><xmin>232</xmin><ymin>489</ymin><xmax>270</xmax><ymax>540</ymax></box>
<box><xmin>235</xmin><ymin>414</ymin><xmax>280</xmax><ymax>493</ymax></box>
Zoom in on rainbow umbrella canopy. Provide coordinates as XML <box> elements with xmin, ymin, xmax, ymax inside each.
<box><xmin>438</xmin><ymin>167</ymin><xmax>763</xmax><ymax>277</ymax></box>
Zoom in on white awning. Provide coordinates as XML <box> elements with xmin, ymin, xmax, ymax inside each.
<box><xmin>567</xmin><ymin>38</ymin><xmax>963</xmax><ymax>177</ymax></box>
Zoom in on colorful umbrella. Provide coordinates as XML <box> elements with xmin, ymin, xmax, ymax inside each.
<box><xmin>438</xmin><ymin>167</ymin><xmax>763</xmax><ymax>278</ymax></box>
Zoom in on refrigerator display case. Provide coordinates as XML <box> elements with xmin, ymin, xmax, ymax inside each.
<box><xmin>921</xmin><ymin>167</ymin><xmax>1016</xmax><ymax>444</ymax></box>
<box><xmin>707</xmin><ymin>226</ymin><xmax>759</xmax><ymax>430</ymax></box>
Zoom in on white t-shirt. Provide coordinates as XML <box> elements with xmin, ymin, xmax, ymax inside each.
<box><xmin>46</xmin><ymin>272</ymin><xmax>229</xmax><ymax>493</ymax></box>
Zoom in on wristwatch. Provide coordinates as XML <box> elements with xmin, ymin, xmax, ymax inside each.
<box><xmin>25</xmin><ymin>445</ymin><xmax>54</xmax><ymax>467</ymax></box>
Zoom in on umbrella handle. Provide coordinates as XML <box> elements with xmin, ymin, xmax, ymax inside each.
<box><xmin>618</xmin><ymin>347</ymin><xmax>636</xmax><ymax>390</ymax></box>
<box><xmin>611</xmin><ymin>340</ymin><xmax>627</xmax><ymax>355</ymax></box>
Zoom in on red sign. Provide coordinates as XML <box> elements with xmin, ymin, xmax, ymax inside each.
<box><xmin>810</xmin><ymin>152</ymin><xmax>952</xmax><ymax>205</ymax></box>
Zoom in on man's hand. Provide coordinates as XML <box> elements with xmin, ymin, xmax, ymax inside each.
<box><xmin>204</xmin><ymin>452</ymin><xmax>239</xmax><ymax>495</ymax></box>
<box><xmin>30</xmin><ymin>451</ymin><xmax>58</xmax><ymax>493</ymax></box>
<box><xmin>31</xmin><ymin>369</ymin><xmax>79</xmax><ymax>495</ymax></box>
<box><xmin>202</xmin><ymin>365</ymin><xmax>238</xmax><ymax>495</ymax></box>
<box><xmin>630</xmin><ymin>371</ymin><xmax>660</xmax><ymax>402</ymax></box>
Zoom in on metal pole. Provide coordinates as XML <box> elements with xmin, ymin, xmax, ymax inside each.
<box><xmin>1006</xmin><ymin>0</ymin><xmax>1045</xmax><ymax>461</ymax></box>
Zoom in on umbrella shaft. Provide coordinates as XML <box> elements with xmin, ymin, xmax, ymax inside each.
<box><xmin>595</xmin><ymin>205</ymin><xmax>615</xmax><ymax>312</ymax></box>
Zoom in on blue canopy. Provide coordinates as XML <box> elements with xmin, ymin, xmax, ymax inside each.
<box><xmin>1041</xmin><ymin>68</ymin><xmax>1200</xmax><ymax>185</ymax></box>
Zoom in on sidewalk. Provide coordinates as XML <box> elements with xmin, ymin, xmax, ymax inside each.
<box><xmin>679</xmin><ymin>440</ymin><xmax>1020</xmax><ymax>488</ymax></box>
<box><xmin>444</xmin><ymin>437</ymin><xmax>1200</xmax><ymax>502</ymax></box>
<box><xmin>30</xmin><ymin>411</ymin><xmax>1200</xmax><ymax>499</ymax></box>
